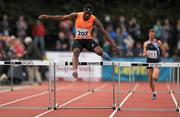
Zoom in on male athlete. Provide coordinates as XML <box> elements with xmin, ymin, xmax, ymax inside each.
<box><xmin>39</xmin><ymin>4</ymin><xmax>119</xmax><ymax>78</ymax></box>
<box><xmin>143</xmin><ymin>29</ymin><xmax>166</xmax><ymax>100</ymax></box>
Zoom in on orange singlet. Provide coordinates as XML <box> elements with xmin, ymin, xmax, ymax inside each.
<box><xmin>75</xmin><ymin>12</ymin><xmax>96</xmax><ymax>40</ymax></box>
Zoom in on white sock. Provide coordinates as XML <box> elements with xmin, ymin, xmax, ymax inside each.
<box><xmin>153</xmin><ymin>91</ymin><xmax>157</xmax><ymax>95</ymax></box>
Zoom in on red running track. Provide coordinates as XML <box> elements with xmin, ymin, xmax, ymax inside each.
<box><xmin>0</xmin><ymin>81</ymin><xmax>180</xmax><ymax>117</ymax></box>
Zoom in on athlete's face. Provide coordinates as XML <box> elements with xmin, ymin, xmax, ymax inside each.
<box><xmin>149</xmin><ymin>32</ymin><xmax>155</xmax><ymax>41</ymax></box>
<box><xmin>83</xmin><ymin>11</ymin><xmax>92</xmax><ymax>21</ymax></box>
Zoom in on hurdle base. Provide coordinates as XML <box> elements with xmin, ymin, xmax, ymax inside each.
<box><xmin>57</xmin><ymin>106</ymin><xmax>114</xmax><ymax>110</ymax></box>
<box><xmin>121</xmin><ymin>108</ymin><xmax>177</xmax><ymax>112</ymax></box>
<box><xmin>88</xmin><ymin>89</ymin><xmax>95</xmax><ymax>93</ymax></box>
<box><xmin>48</xmin><ymin>107</ymin><xmax>52</xmax><ymax>110</ymax></box>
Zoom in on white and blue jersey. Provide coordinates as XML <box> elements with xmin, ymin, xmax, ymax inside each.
<box><xmin>146</xmin><ymin>39</ymin><xmax>161</xmax><ymax>63</ymax></box>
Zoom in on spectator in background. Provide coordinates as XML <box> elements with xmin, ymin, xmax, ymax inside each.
<box><xmin>162</xmin><ymin>42</ymin><xmax>169</xmax><ymax>57</ymax></box>
<box><xmin>24</xmin><ymin>36</ymin><xmax>42</xmax><ymax>85</ymax></box>
<box><xmin>0</xmin><ymin>40</ymin><xmax>8</xmax><ymax>84</ymax></box>
<box><xmin>115</xmin><ymin>27</ymin><xmax>128</xmax><ymax>56</ymax></box>
<box><xmin>106</xmin><ymin>24</ymin><xmax>116</xmax><ymax>40</ymax></box>
<box><xmin>0</xmin><ymin>36</ymin><xmax>26</xmax><ymax>84</ymax></box>
<box><xmin>8</xmin><ymin>36</ymin><xmax>25</xmax><ymax>59</ymax></box>
<box><xmin>161</xmin><ymin>18</ymin><xmax>172</xmax><ymax>43</ymax></box>
<box><xmin>55</xmin><ymin>31</ymin><xmax>70</xmax><ymax>51</ymax></box>
<box><xmin>176</xmin><ymin>19</ymin><xmax>180</xmax><ymax>56</ymax></box>
<box><xmin>153</xmin><ymin>19</ymin><xmax>162</xmax><ymax>40</ymax></box>
<box><xmin>104</xmin><ymin>14</ymin><xmax>111</xmax><ymax>26</ymax></box>
<box><xmin>0</xmin><ymin>14</ymin><xmax>10</xmax><ymax>36</ymax></box>
<box><xmin>118</xmin><ymin>16</ymin><xmax>128</xmax><ymax>30</ymax></box>
<box><xmin>128</xmin><ymin>18</ymin><xmax>141</xmax><ymax>42</ymax></box>
<box><xmin>133</xmin><ymin>41</ymin><xmax>143</xmax><ymax>57</ymax></box>
<box><xmin>16</xmin><ymin>15</ymin><xmax>28</xmax><ymax>40</ymax></box>
<box><xmin>32</xmin><ymin>20</ymin><xmax>46</xmax><ymax>56</ymax></box>
<box><xmin>59</xmin><ymin>20</ymin><xmax>73</xmax><ymax>39</ymax></box>
<box><xmin>124</xmin><ymin>34</ymin><xmax>134</xmax><ymax>57</ymax></box>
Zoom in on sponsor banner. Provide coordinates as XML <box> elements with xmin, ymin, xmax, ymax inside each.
<box><xmin>46</xmin><ymin>52</ymin><xmax>102</xmax><ymax>81</ymax></box>
<box><xmin>102</xmin><ymin>58</ymin><xmax>174</xmax><ymax>82</ymax></box>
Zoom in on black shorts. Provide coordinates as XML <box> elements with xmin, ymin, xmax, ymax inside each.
<box><xmin>72</xmin><ymin>39</ymin><xmax>99</xmax><ymax>52</ymax></box>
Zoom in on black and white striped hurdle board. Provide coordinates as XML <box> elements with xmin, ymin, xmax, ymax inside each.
<box><xmin>0</xmin><ymin>60</ymin><xmax>180</xmax><ymax>67</ymax></box>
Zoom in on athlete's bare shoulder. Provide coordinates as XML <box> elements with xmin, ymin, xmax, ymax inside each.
<box><xmin>143</xmin><ymin>40</ymin><xmax>148</xmax><ymax>45</ymax></box>
<box><xmin>69</xmin><ymin>12</ymin><xmax>78</xmax><ymax>20</ymax></box>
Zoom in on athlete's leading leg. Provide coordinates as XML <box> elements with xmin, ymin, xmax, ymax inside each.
<box><xmin>72</xmin><ymin>48</ymin><xmax>80</xmax><ymax>78</ymax></box>
<box><xmin>93</xmin><ymin>46</ymin><xmax>111</xmax><ymax>60</ymax></box>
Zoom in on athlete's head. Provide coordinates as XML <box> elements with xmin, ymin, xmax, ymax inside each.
<box><xmin>149</xmin><ymin>29</ymin><xmax>155</xmax><ymax>41</ymax></box>
<box><xmin>83</xmin><ymin>4</ymin><xmax>93</xmax><ymax>21</ymax></box>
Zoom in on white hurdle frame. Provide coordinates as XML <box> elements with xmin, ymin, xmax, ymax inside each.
<box><xmin>0</xmin><ymin>60</ymin><xmax>179</xmax><ymax>111</ymax></box>
<box><xmin>115</xmin><ymin>62</ymin><xmax>180</xmax><ymax>112</ymax></box>
<box><xmin>0</xmin><ymin>60</ymin><xmax>55</xmax><ymax>110</ymax></box>
<box><xmin>54</xmin><ymin>61</ymin><xmax>116</xmax><ymax>110</ymax></box>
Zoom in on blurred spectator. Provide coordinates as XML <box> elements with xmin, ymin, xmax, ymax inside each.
<box><xmin>55</xmin><ymin>32</ymin><xmax>70</xmax><ymax>51</ymax></box>
<box><xmin>133</xmin><ymin>42</ymin><xmax>143</xmax><ymax>57</ymax></box>
<box><xmin>0</xmin><ymin>14</ymin><xmax>10</xmax><ymax>36</ymax></box>
<box><xmin>104</xmin><ymin>14</ymin><xmax>111</xmax><ymax>25</ymax></box>
<box><xmin>162</xmin><ymin>42</ymin><xmax>169</xmax><ymax>57</ymax></box>
<box><xmin>16</xmin><ymin>15</ymin><xmax>28</xmax><ymax>40</ymax></box>
<box><xmin>0</xmin><ymin>40</ymin><xmax>6</xmax><ymax>60</ymax></box>
<box><xmin>115</xmin><ymin>27</ymin><xmax>128</xmax><ymax>56</ymax></box>
<box><xmin>153</xmin><ymin>19</ymin><xmax>162</xmax><ymax>40</ymax></box>
<box><xmin>32</xmin><ymin>20</ymin><xmax>46</xmax><ymax>56</ymax></box>
<box><xmin>161</xmin><ymin>18</ymin><xmax>172</xmax><ymax>43</ymax></box>
<box><xmin>59</xmin><ymin>20</ymin><xmax>73</xmax><ymax>40</ymax></box>
<box><xmin>118</xmin><ymin>16</ymin><xmax>128</xmax><ymax>30</ymax></box>
<box><xmin>24</xmin><ymin>36</ymin><xmax>42</xmax><ymax>85</ymax></box>
<box><xmin>0</xmin><ymin>40</ymin><xmax>8</xmax><ymax>84</ymax></box>
<box><xmin>106</xmin><ymin>24</ymin><xmax>116</xmax><ymax>40</ymax></box>
<box><xmin>0</xmin><ymin>35</ymin><xmax>26</xmax><ymax>84</ymax></box>
<box><xmin>124</xmin><ymin>35</ymin><xmax>134</xmax><ymax>57</ymax></box>
<box><xmin>11</xmin><ymin>37</ymin><xmax>25</xmax><ymax>59</ymax></box>
<box><xmin>103</xmin><ymin>41</ymin><xmax>111</xmax><ymax>56</ymax></box>
<box><xmin>176</xmin><ymin>19</ymin><xmax>180</xmax><ymax>56</ymax></box>
<box><xmin>128</xmin><ymin>18</ymin><xmax>141</xmax><ymax>42</ymax></box>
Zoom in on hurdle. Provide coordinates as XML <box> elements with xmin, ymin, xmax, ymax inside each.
<box><xmin>115</xmin><ymin>62</ymin><xmax>180</xmax><ymax>112</ymax></box>
<box><xmin>0</xmin><ymin>60</ymin><xmax>179</xmax><ymax>111</ymax></box>
<box><xmin>0</xmin><ymin>60</ymin><xmax>55</xmax><ymax>110</ymax></box>
<box><xmin>53</xmin><ymin>61</ymin><xmax>117</xmax><ymax>110</ymax></box>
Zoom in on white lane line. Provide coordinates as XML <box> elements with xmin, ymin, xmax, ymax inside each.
<box><xmin>167</xmin><ymin>83</ymin><xmax>180</xmax><ymax>114</ymax></box>
<box><xmin>109</xmin><ymin>83</ymin><xmax>139</xmax><ymax>118</ymax></box>
<box><xmin>0</xmin><ymin>84</ymin><xmax>37</xmax><ymax>93</ymax></box>
<box><xmin>34</xmin><ymin>83</ymin><xmax>109</xmax><ymax>118</ymax></box>
<box><xmin>0</xmin><ymin>84</ymin><xmax>73</xmax><ymax>107</ymax></box>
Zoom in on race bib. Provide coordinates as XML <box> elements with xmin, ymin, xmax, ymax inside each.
<box><xmin>76</xmin><ymin>28</ymin><xmax>89</xmax><ymax>38</ymax></box>
<box><xmin>147</xmin><ymin>50</ymin><xmax>158</xmax><ymax>59</ymax></box>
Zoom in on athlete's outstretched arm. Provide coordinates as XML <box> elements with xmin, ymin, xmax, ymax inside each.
<box><xmin>94</xmin><ymin>18</ymin><xmax>116</xmax><ymax>48</ymax></box>
<box><xmin>38</xmin><ymin>12</ymin><xmax>77</xmax><ymax>21</ymax></box>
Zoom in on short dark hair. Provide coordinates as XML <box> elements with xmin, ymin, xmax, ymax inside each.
<box><xmin>83</xmin><ymin>4</ymin><xmax>93</xmax><ymax>13</ymax></box>
<box><xmin>149</xmin><ymin>29</ymin><xmax>155</xmax><ymax>33</ymax></box>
